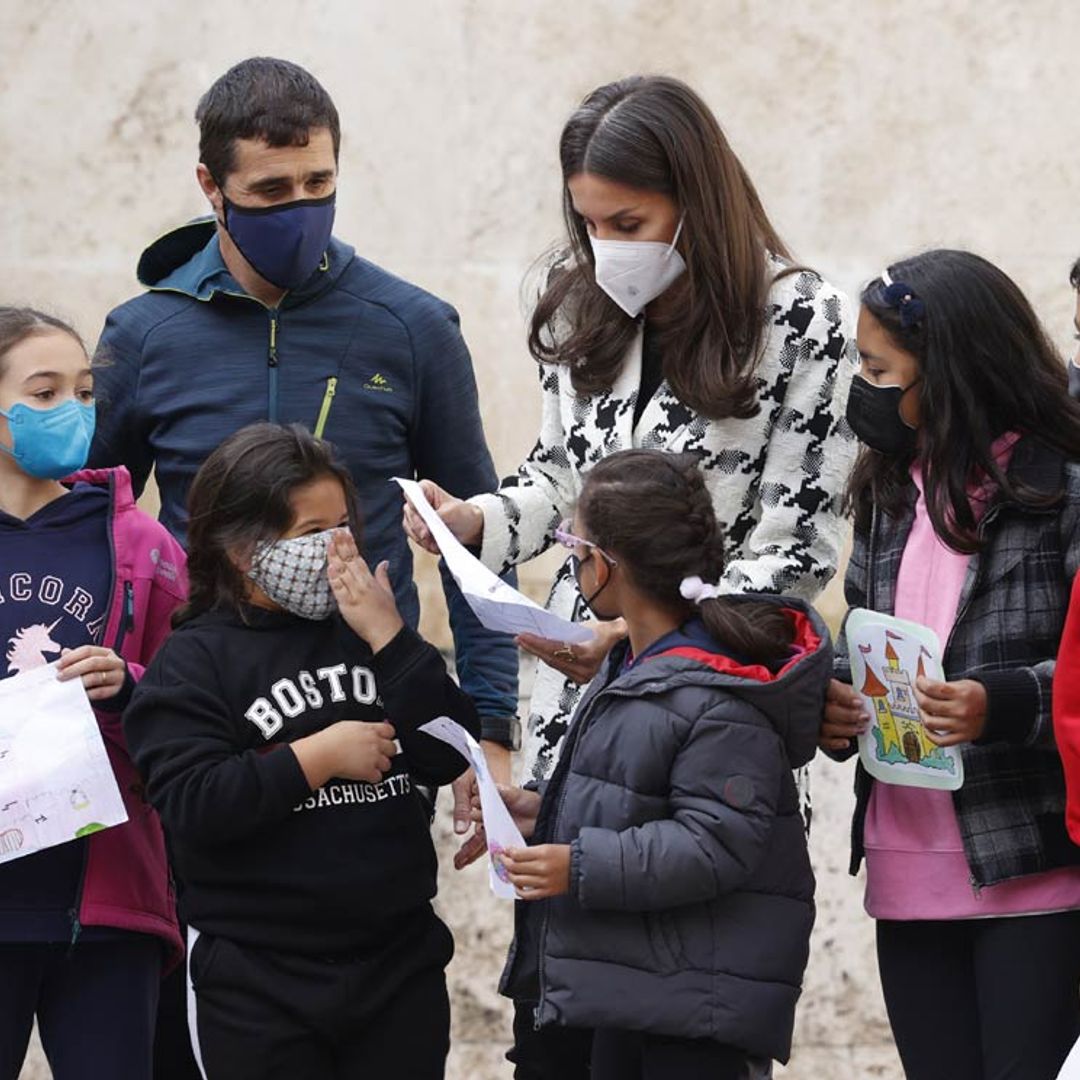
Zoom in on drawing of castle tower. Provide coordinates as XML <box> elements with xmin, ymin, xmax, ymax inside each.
<box><xmin>859</xmin><ymin>635</ymin><xmax>938</xmax><ymax>764</ymax></box>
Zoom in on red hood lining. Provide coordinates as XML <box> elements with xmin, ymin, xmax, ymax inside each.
<box><xmin>642</xmin><ymin>609</ymin><xmax>821</xmax><ymax>684</ymax></box>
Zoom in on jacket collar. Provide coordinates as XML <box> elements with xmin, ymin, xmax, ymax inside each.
<box><xmin>135</xmin><ymin>218</ymin><xmax>354</xmax><ymax>306</ymax></box>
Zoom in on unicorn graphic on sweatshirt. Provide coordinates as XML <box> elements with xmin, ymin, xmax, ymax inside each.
<box><xmin>6</xmin><ymin>618</ymin><xmax>63</xmax><ymax>676</ymax></box>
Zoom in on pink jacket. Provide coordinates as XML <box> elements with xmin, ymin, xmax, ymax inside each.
<box><xmin>66</xmin><ymin>467</ymin><xmax>187</xmax><ymax>968</ymax></box>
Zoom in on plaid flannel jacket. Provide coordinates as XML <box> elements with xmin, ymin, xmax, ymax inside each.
<box><xmin>833</xmin><ymin>437</ymin><xmax>1080</xmax><ymax>886</ymax></box>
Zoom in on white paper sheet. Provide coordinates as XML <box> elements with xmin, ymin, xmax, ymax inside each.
<box><xmin>419</xmin><ymin>716</ymin><xmax>524</xmax><ymax>899</ymax></box>
<box><xmin>395</xmin><ymin>477</ymin><xmax>594</xmax><ymax>645</ymax></box>
<box><xmin>0</xmin><ymin>663</ymin><xmax>128</xmax><ymax>864</ymax></box>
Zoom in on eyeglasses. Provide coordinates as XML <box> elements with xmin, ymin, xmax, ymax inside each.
<box><xmin>554</xmin><ymin>519</ymin><xmax>618</xmax><ymax>569</ymax></box>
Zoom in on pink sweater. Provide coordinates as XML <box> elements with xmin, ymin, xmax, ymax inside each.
<box><xmin>864</xmin><ymin>441</ymin><xmax>1080</xmax><ymax>919</ymax></box>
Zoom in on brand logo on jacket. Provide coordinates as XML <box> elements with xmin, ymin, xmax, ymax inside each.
<box><xmin>363</xmin><ymin>373</ymin><xmax>393</xmax><ymax>393</ymax></box>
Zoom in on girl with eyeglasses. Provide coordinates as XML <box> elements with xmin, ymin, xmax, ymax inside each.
<box><xmin>487</xmin><ymin>448</ymin><xmax>829</xmax><ymax>1080</ymax></box>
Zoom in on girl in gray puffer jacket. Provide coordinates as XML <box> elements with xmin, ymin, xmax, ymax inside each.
<box><xmin>496</xmin><ymin>449</ymin><xmax>832</xmax><ymax>1080</ymax></box>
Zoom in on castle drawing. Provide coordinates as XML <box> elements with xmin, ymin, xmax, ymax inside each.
<box><xmin>859</xmin><ymin>635</ymin><xmax>955</xmax><ymax>773</ymax></box>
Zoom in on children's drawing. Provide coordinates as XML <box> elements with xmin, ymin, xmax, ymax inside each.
<box><xmin>0</xmin><ymin>662</ymin><xmax>127</xmax><ymax>865</ymax></box>
<box><xmin>845</xmin><ymin>609</ymin><xmax>964</xmax><ymax>790</ymax></box>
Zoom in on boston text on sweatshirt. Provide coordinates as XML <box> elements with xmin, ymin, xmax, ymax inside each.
<box><xmin>123</xmin><ymin>606</ymin><xmax>479</xmax><ymax>953</ymax></box>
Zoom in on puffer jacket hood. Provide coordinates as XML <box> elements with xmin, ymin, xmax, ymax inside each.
<box><xmin>619</xmin><ymin>595</ymin><xmax>829</xmax><ymax>769</ymax></box>
<box><xmin>503</xmin><ymin>595</ymin><xmax>831</xmax><ymax>1064</ymax></box>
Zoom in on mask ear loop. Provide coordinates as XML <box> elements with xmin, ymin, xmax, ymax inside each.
<box><xmin>666</xmin><ymin>214</ymin><xmax>686</xmax><ymax>257</ymax></box>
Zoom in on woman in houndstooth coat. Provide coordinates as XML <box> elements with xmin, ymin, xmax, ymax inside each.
<box><xmin>406</xmin><ymin>75</ymin><xmax>859</xmax><ymax>789</ymax></box>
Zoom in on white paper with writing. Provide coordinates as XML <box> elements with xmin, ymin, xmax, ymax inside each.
<box><xmin>0</xmin><ymin>663</ymin><xmax>128</xmax><ymax>864</ymax></box>
<box><xmin>419</xmin><ymin>715</ymin><xmax>524</xmax><ymax>899</ymax></box>
<box><xmin>395</xmin><ymin>477</ymin><xmax>593</xmax><ymax>644</ymax></box>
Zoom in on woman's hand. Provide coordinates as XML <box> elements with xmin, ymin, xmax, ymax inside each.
<box><xmin>819</xmin><ymin>678</ymin><xmax>868</xmax><ymax>751</ymax></box>
<box><xmin>451</xmin><ymin>742</ymin><xmax>513</xmax><ymax>869</ymax></box>
<box><xmin>516</xmin><ymin>619</ymin><xmax>627</xmax><ymax>684</ymax></box>
<box><xmin>915</xmin><ymin>677</ymin><xmax>987</xmax><ymax>746</ymax></box>
<box><xmin>402</xmin><ymin>479</ymin><xmax>485</xmax><ymax>555</ymax></box>
<box><xmin>327</xmin><ymin>530</ymin><xmax>404</xmax><ymax>652</ymax></box>
<box><xmin>500</xmin><ymin>843</ymin><xmax>571</xmax><ymax>900</ymax></box>
<box><xmin>56</xmin><ymin>646</ymin><xmax>127</xmax><ymax>702</ymax></box>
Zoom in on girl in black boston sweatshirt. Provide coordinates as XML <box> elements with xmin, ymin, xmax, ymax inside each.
<box><xmin>123</xmin><ymin>423</ymin><xmax>479</xmax><ymax>1080</ymax></box>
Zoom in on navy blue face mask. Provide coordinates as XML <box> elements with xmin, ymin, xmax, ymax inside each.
<box><xmin>221</xmin><ymin>192</ymin><xmax>336</xmax><ymax>291</ymax></box>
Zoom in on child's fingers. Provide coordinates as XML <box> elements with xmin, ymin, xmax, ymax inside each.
<box><xmin>374</xmin><ymin>560</ymin><xmax>394</xmax><ymax>593</ymax></box>
<box><xmin>56</xmin><ymin>654</ymin><xmax>121</xmax><ymax>683</ymax></box>
<box><xmin>915</xmin><ymin>676</ymin><xmax>955</xmax><ymax>700</ymax></box>
<box><xmin>820</xmin><ymin>735</ymin><xmax>855</xmax><ymax>751</ymax></box>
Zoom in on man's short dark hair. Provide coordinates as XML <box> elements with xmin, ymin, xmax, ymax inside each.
<box><xmin>195</xmin><ymin>57</ymin><xmax>341</xmax><ymax>183</ymax></box>
<box><xmin>1071</xmin><ymin>257</ymin><xmax>1080</xmax><ymax>291</ymax></box>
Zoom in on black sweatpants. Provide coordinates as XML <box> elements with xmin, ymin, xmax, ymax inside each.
<box><xmin>877</xmin><ymin>912</ymin><xmax>1080</xmax><ymax>1080</ymax></box>
<box><xmin>0</xmin><ymin>936</ymin><xmax>160</xmax><ymax>1080</ymax></box>
<box><xmin>508</xmin><ymin>1000</ymin><xmax>757</xmax><ymax>1080</ymax></box>
<box><xmin>187</xmin><ymin>908</ymin><xmax>454</xmax><ymax>1080</ymax></box>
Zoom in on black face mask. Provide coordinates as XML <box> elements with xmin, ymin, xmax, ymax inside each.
<box><xmin>846</xmin><ymin>375</ymin><xmax>919</xmax><ymax>455</ymax></box>
<box><xmin>573</xmin><ymin>553</ymin><xmax>615</xmax><ymax>616</ymax></box>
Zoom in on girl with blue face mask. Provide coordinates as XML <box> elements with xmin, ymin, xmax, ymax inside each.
<box><xmin>0</xmin><ymin>308</ymin><xmax>188</xmax><ymax>1080</ymax></box>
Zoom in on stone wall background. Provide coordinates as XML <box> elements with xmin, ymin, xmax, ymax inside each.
<box><xmin>5</xmin><ymin>1</ymin><xmax>1080</xmax><ymax>1076</ymax></box>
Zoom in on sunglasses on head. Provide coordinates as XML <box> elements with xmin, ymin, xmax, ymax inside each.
<box><xmin>554</xmin><ymin>519</ymin><xmax>618</xmax><ymax>569</ymax></box>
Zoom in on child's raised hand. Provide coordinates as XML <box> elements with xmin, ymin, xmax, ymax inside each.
<box><xmin>56</xmin><ymin>646</ymin><xmax>127</xmax><ymax>701</ymax></box>
<box><xmin>292</xmin><ymin>720</ymin><xmax>398</xmax><ymax>790</ymax></box>
<box><xmin>327</xmin><ymin>529</ymin><xmax>404</xmax><ymax>652</ymax></box>
<box><xmin>500</xmin><ymin>843</ymin><xmax>571</xmax><ymax>900</ymax></box>
<box><xmin>915</xmin><ymin>676</ymin><xmax>987</xmax><ymax>745</ymax></box>
<box><xmin>819</xmin><ymin>678</ymin><xmax>869</xmax><ymax>750</ymax></box>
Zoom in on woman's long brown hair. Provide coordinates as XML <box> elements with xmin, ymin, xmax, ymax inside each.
<box><xmin>529</xmin><ymin>75</ymin><xmax>792</xmax><ymax>420</ymax></box>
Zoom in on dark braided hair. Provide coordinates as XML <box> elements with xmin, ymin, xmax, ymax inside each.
<box><xmin>577</xmin><ymin>449</ymin><xmax>794</xmax><ymax>664</ymax></box>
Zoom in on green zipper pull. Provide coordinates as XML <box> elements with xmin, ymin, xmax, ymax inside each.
<box><xmin>314</xmin><ymin>376</ymin><xmax>338</xmax><ymax>439</ymax></box>
<box><xmin>268</xmin><ymin>314</ymin><xmax>280</xmax><ymax>423</ymax></box>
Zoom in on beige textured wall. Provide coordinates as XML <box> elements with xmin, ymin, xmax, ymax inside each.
<box><xmin>7</xmin><ymin>2</ymin><xmax>1080</xmax><ymax>1077</ymax></box>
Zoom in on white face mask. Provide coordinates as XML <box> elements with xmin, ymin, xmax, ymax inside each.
<box><xmin>247</xmin><ymin>528</ymin><xmax>338</xmax><ymax>620</ymax></box>
<box><xmin>589</xmin><ymin>216</ymin><xmax>687</xmax><ymax>317</ymax></box>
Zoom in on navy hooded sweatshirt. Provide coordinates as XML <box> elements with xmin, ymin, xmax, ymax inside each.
<box><xmin>88</xmin><ymin>222</ymin><xmax>517</xmax><ymax>740</ymax></box>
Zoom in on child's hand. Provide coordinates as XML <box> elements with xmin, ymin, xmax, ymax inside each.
<box><xmin>456</xmin><ymin>785</ymin><xmax>543</xmax><ymax>871</ymax></box>
<box><xmin>500</xmin><ymin>843</ymin><xmax>571</xmax><ymax>900</ymax></box>
<box><xmin>915</xmin><ymin>677</ymin><xmax>987</xmax><ymax>745</ymax></box>
<box><xmin>327</xmin><ymin>529</ymin><xmax>404</xmax><ymax>652</ymax></box>
<box><xmin>819</xmin><ymin>678</ymin><xmax>869</xmax><ymax>750</ymax></box>
<box><xmin>56</xmin><ymin>646</ymin><xmax>127</xmax><ymax>701</ymax></box>
<box><xmin>292</xmin><ymin>720</ymin><xmax>398</xmax><ymax>790</ymax></box>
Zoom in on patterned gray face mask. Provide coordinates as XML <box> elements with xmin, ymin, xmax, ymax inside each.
<box><xmin>247</xmin><ymin>528</ymin><xmax>338</xmax><ymax>620</ymax></box>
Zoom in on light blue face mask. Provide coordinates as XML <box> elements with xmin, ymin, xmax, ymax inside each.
<box><xmin>0</xmin><ymin>399</ymin><xmax>96</xmax><ymax>479</ymax></box>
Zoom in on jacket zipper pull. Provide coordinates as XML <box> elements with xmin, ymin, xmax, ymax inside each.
<box><xmin>268</xmin><ymin>314</ymin><xmax>280</xmax><ymax>423</ymax></box>
<box><xmin>113</xmin><ymin>581</ymin><xmax>135</xmax><ymax>654</ymax></box>
<box><xmin>68</xmin><ymin>907</ymin><xmax>83</xmax><ymax>950</ymax></box>
<box><xmin>313</xmin><ymin>376</ymin><xmax>338</xmax><ymax>439</ymax></box>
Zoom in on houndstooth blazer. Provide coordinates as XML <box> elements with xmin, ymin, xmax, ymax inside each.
<box><xmin>471</xmin><ymin>265</ymin><xmax>859</xmax><ymax>781</ymax></box>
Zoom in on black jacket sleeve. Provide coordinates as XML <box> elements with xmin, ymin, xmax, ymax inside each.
<box><xmin>370</xmin><ymin>626</ymin><xmax>481</xmax><ymax>786</ymax></box>
<box><xmin>123</xmin><ymin>633</ymin><xmax>312</xmax><ymax>848</ymax></box>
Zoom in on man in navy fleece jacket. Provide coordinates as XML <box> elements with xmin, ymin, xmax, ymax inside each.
<box><xmin>89</xmin><ymin>58</ymin><xmax>519</xmax><ymax>756</ymax></box>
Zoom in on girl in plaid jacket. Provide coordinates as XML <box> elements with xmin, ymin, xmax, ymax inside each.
<box><xmin>820</xmin><ymin>250</ymin><xmax>1080</xmax><ymax>1080</ymax></box>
